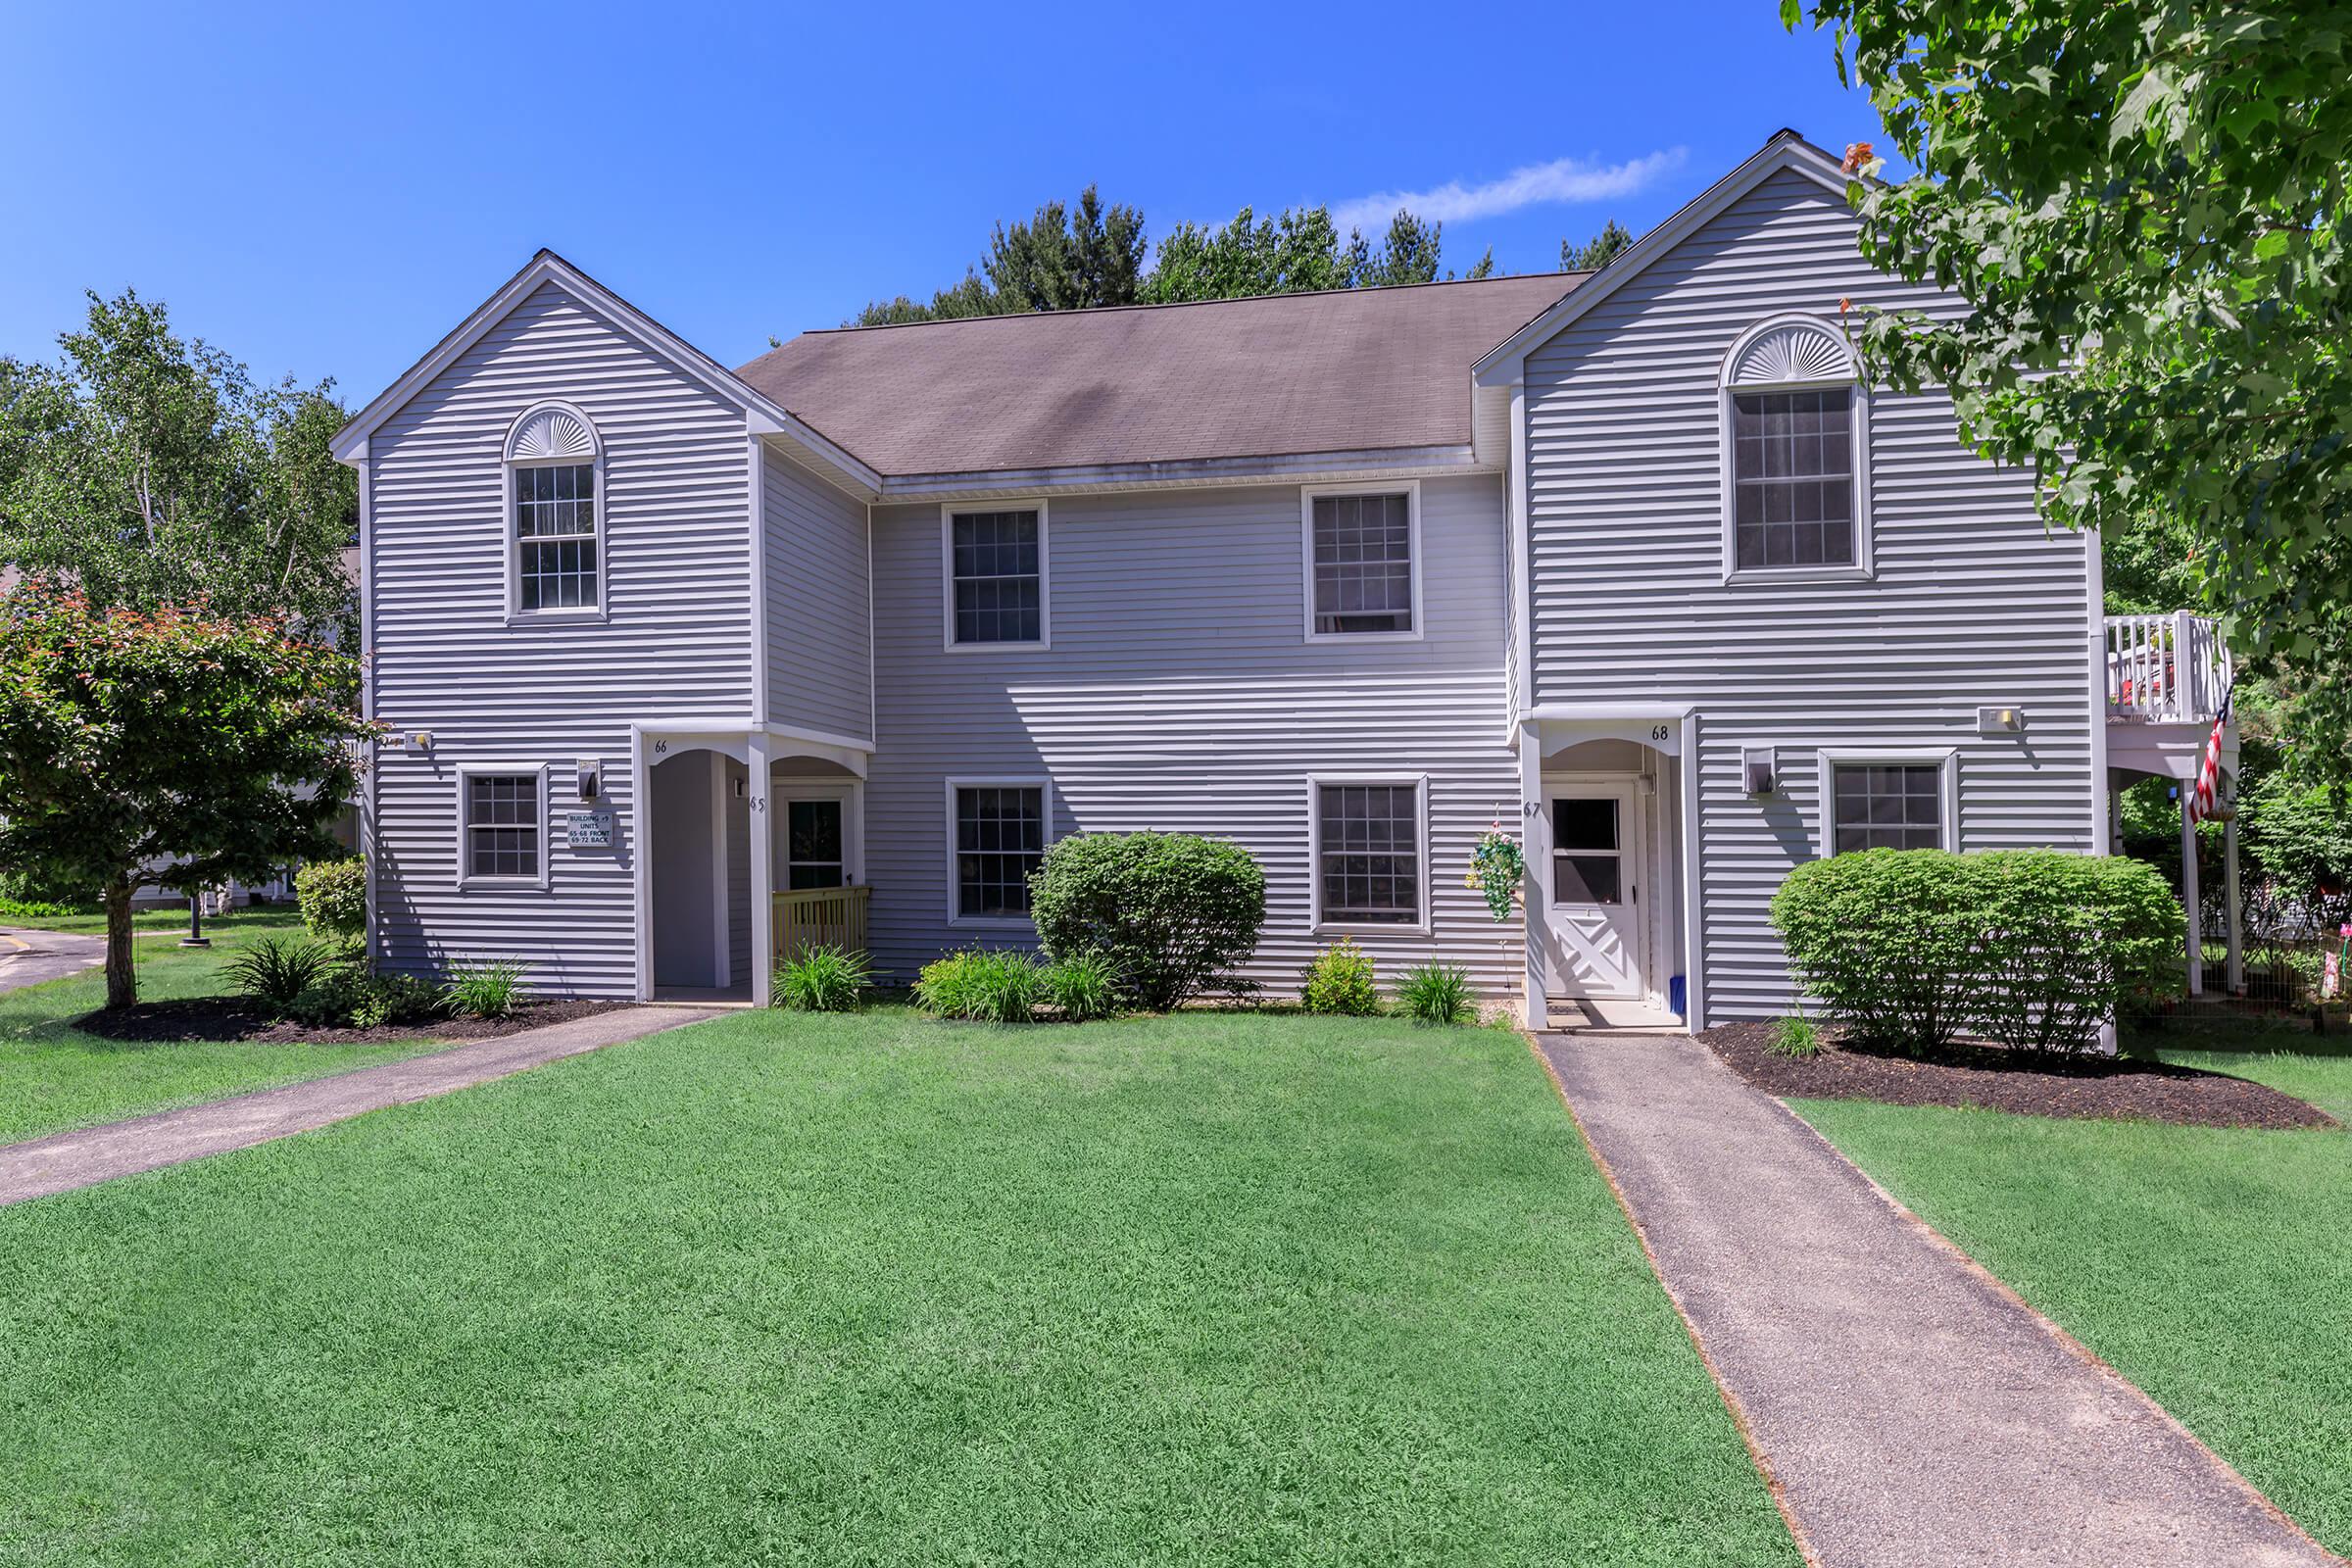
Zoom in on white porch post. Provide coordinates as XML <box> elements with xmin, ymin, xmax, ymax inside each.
<box><xmin>2181</xmin><ymin>791</ymin><xmax>2203</xmax><ymax>997</ymax></box>
<box><xmin>749</xmin><ymin>731</ymin><xmax>773</xmax><ymax>1008</ymax></box>
<box><xmin>1519</xmin><ymin>719</ymin><xmax>1544</xmax><ymax>1030</ymax></box>
<box><xmin>2224</xmin><ymin>810</ymin><xmax>2244</xmax><ymax>995</ymax></box>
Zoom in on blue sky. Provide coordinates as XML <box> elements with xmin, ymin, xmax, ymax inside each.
<box><xmin>3</xmin><ymin>2</ymin><xmax>1885</xmax><ymax>405</ymax></box>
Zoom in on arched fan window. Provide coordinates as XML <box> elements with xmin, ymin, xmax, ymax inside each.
<box><xmin>1718</xmin><ymin>316</ymin><xmax>1872</xmax><ymax>579</ymax></box>
<box><xmin>503</xmin><ymin>401</ymin><xmax>604</xmax><ymax>615</ymax></box>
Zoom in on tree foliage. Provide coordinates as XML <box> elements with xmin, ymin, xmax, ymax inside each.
<box><xmin>1793</xmin><ymin>0</ymin><xmax>2352</xmax><ymax>777</ymax></box>
<box><xmin>1027</xmin><ymin>831</ymin><xmax>1266</xmax><ymax>1010</ymax></box>
<box><xmin>1560</xmin><ymin>219</ymin><xmax>1634</xmax><ymax>271</ymax></box>
<box><xmin>852</xmin><ymin>189</ymin><xmax>1506</xmax><ymax>323</ymax></box>
<box><xmin>0</xmin><ymin>290</ymin><xmax>358</xmax><ymax>646</ymax></box>
<box><xmin>0</xmin><ymin>584</ymin><xmax>366</xmax><ymax>1006</ymax></box>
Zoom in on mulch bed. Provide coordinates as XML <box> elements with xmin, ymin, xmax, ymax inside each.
<box><xmin>72</xmin><ymin>998</ymin><xmax>627</xmax><ymax>1047</ymax></box>
<box><xmin>1707</xmin><ymin>1021</ymin><xmax>2337</xmax><ymax>1131</ymax></box>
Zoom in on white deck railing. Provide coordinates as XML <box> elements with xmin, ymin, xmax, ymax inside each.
<box><xmin>2105</xmin><ymin>612</ymin><xmax>2232</xmax><ymax>723</ymax></box>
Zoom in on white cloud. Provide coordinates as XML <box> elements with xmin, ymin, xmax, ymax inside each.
<box><xmin>1330</xmin><ymin>148</ymin><xmax>1689</xmax><ymax>233</ymax></box>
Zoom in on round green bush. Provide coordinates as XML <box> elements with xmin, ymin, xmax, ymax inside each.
<box><xmin>1029</xmin><ymin>832</ymin><xmax>1265</xmax><ymax>1010</ymax></box>
<box><xmin>1301</xmin><ymin>938</ymin><xmax>1381</xmax><ymax>1015</ymax></box>
<box><xmin>1769</xmin><ymin>849</ymin><xmax>2183</xmax><ymax>1056</ymax></box>
<box><xmin>295</xmin><ymin>858</ymin><xmax>367</xmax><ymax>948</ymax></box>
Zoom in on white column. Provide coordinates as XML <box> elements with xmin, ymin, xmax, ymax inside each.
<box><xmin>1519</xmin><ymin>721</ymin><xmax>1545</xmax><ymax>1030</ymax></box>
<box><xmin>749</xmin><ymin>731</ymin><xmax>773</xmax><ymax>1008</ymax></box>
<box><xmin>2181</xmin><ymin>790</ymin><xmax>2203</xmax><ymax>997</ymax></box>
<box><xmin>2224</xmin><ymin>810</ymin><xmax>2244</xmax><ymax>995</ymax></box>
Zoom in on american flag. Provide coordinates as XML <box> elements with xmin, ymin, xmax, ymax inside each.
<box><xmin>2187</xmin><ymin>683</ymin><xmax>2234</xmax><ymax>825</ymax></box>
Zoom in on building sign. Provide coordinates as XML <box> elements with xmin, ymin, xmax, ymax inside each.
<box><xmin>565</xmin><ymin>810</ymin><xmax>615</xmax><ymax>849</ymax></box>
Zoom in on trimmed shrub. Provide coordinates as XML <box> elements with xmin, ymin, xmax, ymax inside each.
<box><xmin>1770</xmin><ymin>849</ymin><xmax>2183</xmax><ymax>1058</ymax></box>
<box><xmin>224</xmin><ymin>934</ymin><xmax>340</xmax><ymax>1012</ymax></box>
<box><xmin>295</xmin><ymin>858</ymin><xmax>367</xmax><ymax>948</ymax></box>
<box><xmin>289</xmin><ymin>965</ymin><xmax>445</xmax><ymax>1029</ymax></box>
<box><xmin>1029</xmin><ymin>832</ymin><xmax>1266</xmax><ymax>1010</ymax></box>
<box><xmin>1767</xmin><ymin>1012</ymin><xmax>1822</xmax><ymax>1058</ymax></box>
<box><xmin>1300</xmin><ymin>938</ymin><xmax>1380</xmax><ymax>1015</ymax></box>
<box><xmin>442</xmin><ymin>958</ymin><xmax>529</xmax><ymax>1020</ymax></box>
<box><xmin>914</xmin><ymin>950</ymin><xmax>1042</xmax><ymax>1023</ymax></box>
<box><xmin>775</xmin><ymin>945</ymin><xmax>870</xmax><ymax>1012</ymax></box>
<box><xmin>1397</xmin><ymin>960</ymin><xmax>1476</xmax><ymax>1025</ymax></box>
<box><xmin>1042</xmin><ymin>953</ymin><xmax>1118</xmax><ymax>1021</ymax></box>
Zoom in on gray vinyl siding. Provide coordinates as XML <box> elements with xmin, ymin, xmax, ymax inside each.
<box><xmin>1524</xmin><ymin>169</ymin><xmax>2096</xmax><ymax>1020</ymax></box>
<box><xmin>762</xmin><ymin>445</ymin><xmax>872</xmax><ymax>739</ymax></box>
<box><xmin>864</xmin><ymin>477</ymin><xmax>1525</xmax><ymax>994</ymax></box>
<box><xmin>366</xmin><ymin>279</ymin><xmax>755</xmax><ymax>996</ymax></box>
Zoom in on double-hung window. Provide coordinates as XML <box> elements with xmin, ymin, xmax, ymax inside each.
<box><xmin>1721</xmin><ymin>318</ymin><xmax>1870</xmax><ymax>579</ymax></box>
<box><xmin>945</xmin><ymin>506</ymin><xmax>1047</xmax><ymax>647</ymax></box>
<box><xmin>1821</xmin><ymin>753</ymin><xmax>1954</xmax><ymax>856</ymax></box>
<box><xmin>460</xmin><ymin>767</ymin><xmax>548</xmax><ymax>886</ymax></box>
<box><xmin>949</xmin><ymin>781</ymin><xmax>1049</xmax><ymax>921</ymax></box>
<box><xmin>1312</xmin><ymin>777</ymin><xmax>1426</xmax><ymax>927</ymax></box>
<box><xmin>505</xmin><ymin>402</ymin><xmax>604</xmax><ymax>616</ymax></box>
<box><xmin>1304</xmin><ymin>485</ymin><xmax>1419</xmax><ymax>639</ymax></box>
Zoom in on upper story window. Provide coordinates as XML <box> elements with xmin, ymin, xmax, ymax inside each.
<box><xmin>505</xmin><ymin>402</ymin><xmax>603</xmax><ymax>618</ymax></box>
<box><xmin>1720</xmin><ymin>318</ymin><xmax>1870</xmax><ymax>581</ymax></box>
<box><xmin>944</xmin><ymin>505</ymin><xmax>1048</xmax><ymax>649</ymax></box>
<box><xmin>1303</xmin><ymin>483</ymin><xmax>1421</xmax><ymax>640</ymax></box>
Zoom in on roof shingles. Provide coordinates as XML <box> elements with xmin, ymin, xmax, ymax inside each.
<box><xmin>734</xmin><ymin>273</ymin><xmax>1579</xmax><ymax>478</ymax></box>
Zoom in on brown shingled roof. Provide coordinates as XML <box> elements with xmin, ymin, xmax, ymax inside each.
<box><xmin>734</xmin><ymin>272</ymin><xmax>1582</xmax><ymax>478</ymax></box>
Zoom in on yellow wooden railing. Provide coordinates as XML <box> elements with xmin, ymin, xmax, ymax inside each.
<box><xmin>772</xmin><ymin>885</ymin><xmax>870</xmax><ymax>963</ymax></box>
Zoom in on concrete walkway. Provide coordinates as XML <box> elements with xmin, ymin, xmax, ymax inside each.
<box><xmin>0</xmin><ymin>1005</ymin><xmax>722</xmax><ymax>1206</ymax></box>
<box><xmin>1536</xmin><ymin>1032</ymin><xmax>2338</xmax><ymax>1568</ymax></box>
<box><xmin>0</xmin><ymin>925</ymin><xmax>107</xmax><ymax>995</ymax></box>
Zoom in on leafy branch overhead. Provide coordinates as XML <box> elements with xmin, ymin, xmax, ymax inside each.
<box><xmin>849</xmin><ymin>185</ymin><xmax>1632</xmax><ymax>323</ymax></box>
<box><xmin>1792</xmin><ymin>0</ymin><xmax>2352</xmax><ymax>775</ymax></box>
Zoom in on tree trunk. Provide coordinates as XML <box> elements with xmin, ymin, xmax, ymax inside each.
<box><xmin>103</xmin><ymin>878</ymin><xmax>136</xmax><ymax>1009</ymax></box>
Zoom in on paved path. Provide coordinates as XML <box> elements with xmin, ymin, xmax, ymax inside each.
<box><xmin>0</xmin><ymin>926</ymin><xmax>107</xmax><ymax>994</ymax></box>
<box><xmin>0</xmin><ymin>1005</ymin><xmax>722</xmax><ymax>1206</ymax></box>
<box><xmin>1535</xmin><ymin>1032</ymin><xmax>2338</xmax><ymax>1568</ymax></box>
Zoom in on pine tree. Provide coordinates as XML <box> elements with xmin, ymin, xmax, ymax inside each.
<box><xmin>1560</xmin><ymin>220</ymin><xmax>1634</xmax><ymax>271</ymax></box>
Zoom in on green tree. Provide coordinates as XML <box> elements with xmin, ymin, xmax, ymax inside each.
<box><xmin>1560</xmin><ymin>219</ymin><xmax>1634</xmax><ymax>270</ymax></box>
<box><xmin>0</xmin><ymin>585</ymin><xmax>367</xmax><ymax>1006</ymax></box>
<box><xmin>1792</xmin><ymin>0</ymin><xmax>2352</xmax><ymax>777</ymax></box>
<box><xmin>1141</xmin><ymin>206</ymin><xmax>1354</xmax><ymax>303</ymax></box>
<box><xmin>853</xmin><ymin>185</ymin><xmax>1146</xmax><ymax>324</ymax></box>
<box><xmin>1354</xmin><ymin>211</ymin><xmax>1443</xmax><ymax>287</ymax></box>
<box><xmin>0</xmin><ymin>290</ymin><xmax>358</xmax><ymax>646</ymax></box>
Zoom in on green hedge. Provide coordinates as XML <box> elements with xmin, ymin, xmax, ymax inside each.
<box><xmin>295</xmin><ymin>858</ymin><xmax>366</xmax><ymax>948</ymax></box>
<box><xmin>1769</xmin><ymin>849</ymin><xmax>2183</xmax><ymax>1057</ymax></box>
<box><xmin>1029</xmin><ymin>832</ymin><xmax>1265</xmax><ymax>1010</ymax></box>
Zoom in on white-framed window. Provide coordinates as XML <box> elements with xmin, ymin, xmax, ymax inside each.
<box><xmin>1308</xmin><ymin>773</ymin><xmax>1430</xmax><ymax>931</ymax></box>
<box><xmin>942</xmin><ymin>503</ymin><xmax>1050</xmax><ymax>650</ymax></box>
<box><xmin>504</xmin><ymin>401</ymin><xmax>605</xmax><ymax>620</ymax></box>
<box><xmin>1719</xmin><ymin>316</ymin><xmax>1872</xmax><ymax>583</ymax></box>
<box><xmin>1815</xmin><ymin>748</ymin><xmax>1958</xmax><ymax>857</ymax></box>
<box><xmin>945</xmin><ymin>777</ymin><xmax>1054</xmax><ymax>924</ymax></box>
<box><xmin>1301</xmin><ymin>481</ymin><xmax>1423</xmax><ymax>641</ymax></box>
<box><xmin>457</xmin><ymin>763</ymin><xmax>551</xmax><ymax>889</ymax></box>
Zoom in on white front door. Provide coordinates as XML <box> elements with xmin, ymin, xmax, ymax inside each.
<box><xmin>1545</xmin><ymin>783</ymin><xmax>1644</xmax><ymax>999</ymax></box>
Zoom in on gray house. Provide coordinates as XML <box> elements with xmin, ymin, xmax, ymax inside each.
<box><xmin>330</xmin><ymin>132</ymin><xmax>2237</xmax><ymax>1029</ymax></box>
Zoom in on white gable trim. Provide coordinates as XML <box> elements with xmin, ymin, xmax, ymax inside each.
<box><xmin>1472</xmin><ymin>133</ymin><xmax>1855</xmax><ymax>389</ymax></box>
<box><xmin>331</xmin><ymin>251</ymin><xmax>882</xmax><ymax>498</ymax></box>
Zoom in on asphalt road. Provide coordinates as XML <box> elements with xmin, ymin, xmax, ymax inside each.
<box><xmin>0</xmin><ymin>926</ymin><xmax>108</xmax><ymax>995</ymax></box>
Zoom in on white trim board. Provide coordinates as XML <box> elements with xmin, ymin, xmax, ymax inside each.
<box><xmin>329</xmin><ymin>250</ymin><xmax>881</xmax><ymax>500</ymax></box>
<box><xmin>1474</xmin><ymin>131</ymin><xmax>1856</xmax><ymax>389</ymax></box>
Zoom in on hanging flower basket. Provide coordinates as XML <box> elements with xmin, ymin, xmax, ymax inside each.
<box><xmin>1466</xmin><ymin>829</ymin><xmax>1526</xmax><ymax>922</ymax></box>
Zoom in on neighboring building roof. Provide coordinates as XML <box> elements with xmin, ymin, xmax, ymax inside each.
<box><xmin>735</xmin><ymin>273</ymin><xmax>1582</xmax><ymax>479</ymax></box>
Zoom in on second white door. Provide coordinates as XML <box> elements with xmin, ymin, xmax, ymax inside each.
<box><xmin>1545</xmin><ymin>782</ymin><xmax>1644</xmax><ymax>999</ymax></box>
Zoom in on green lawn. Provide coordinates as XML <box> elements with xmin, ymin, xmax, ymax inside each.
<box><xmin>1794</xmin><ymin>1027</ymin><xmax>2352</xmax><ymax>1554</ymax></box>
<box><xmin>0</xmin><ymin>1009</ymin><xmax>1798</xmax><ymax>1567</ymax></box>
<box><xmin>0</xmin><ymin>908</ymin><xmax>439</xmax><ymax>1146</ymax></box>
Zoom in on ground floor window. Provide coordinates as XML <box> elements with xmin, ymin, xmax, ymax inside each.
<box><xmin>1830</xmin><ymin>762</ymin><xmax>1943</xmax><ymax>854</ymax></box>
<box><xmin>461</xmin><ymin>769</ymin><xmax>544</xmax><ymax>884</ymax></box>
<box><xmin>952</xmin><ymin>783</ymin><xmax>1046</xmax><ymax>920</ymax></box>
<box><xmin>1313</xmin><ymin>779</ymin><xmax>1424</xmax><ymax>926</ymax></box>
<box><xmin>785</xmin><ymin>799</ymin><xmax>845</xmax><ymax>889</ymax></box>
